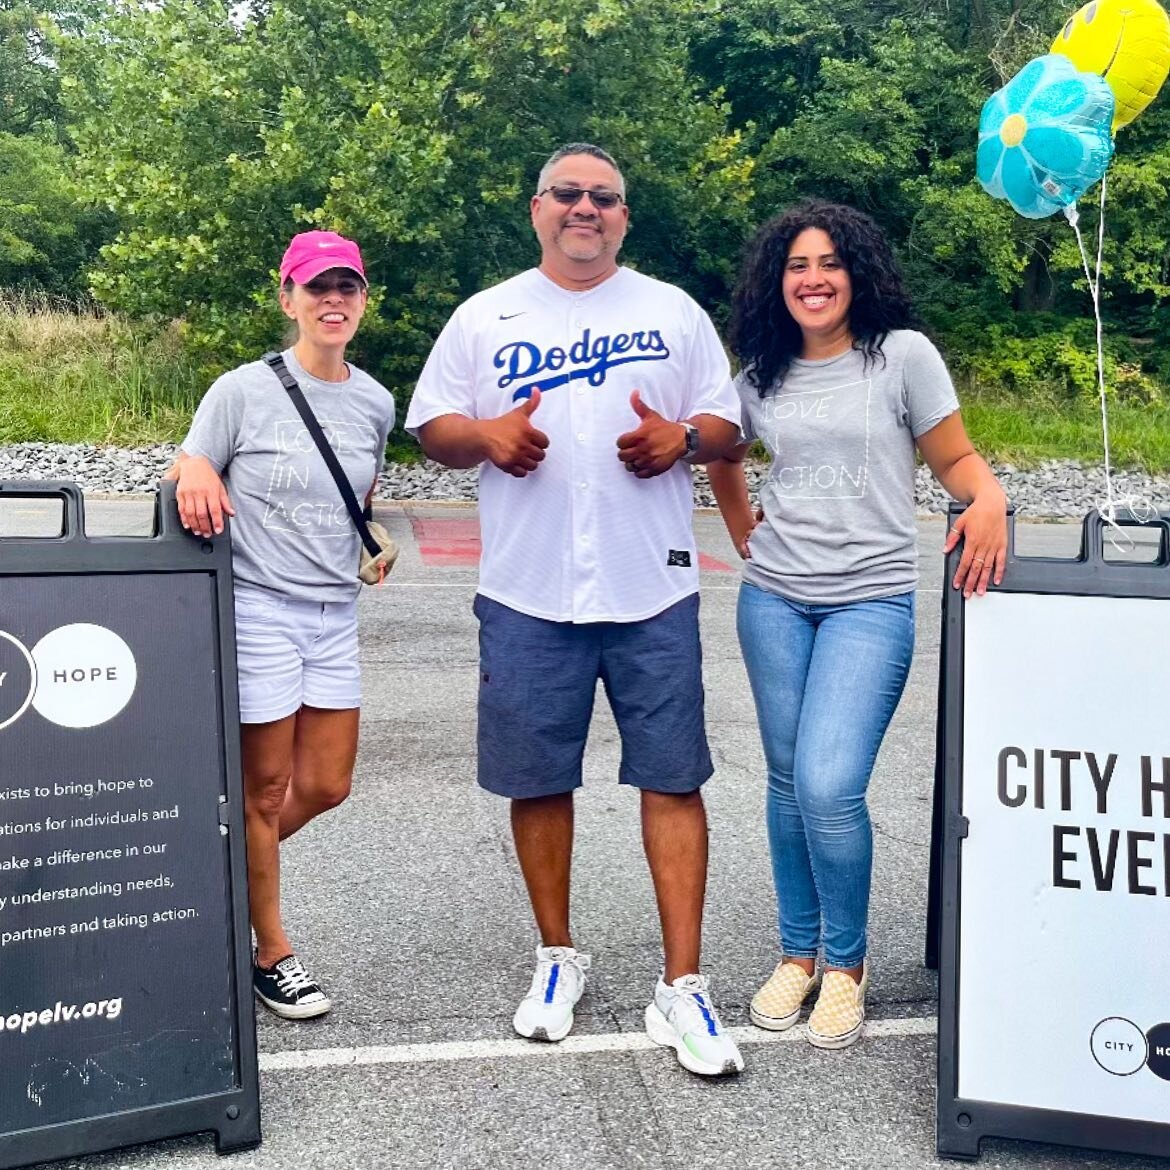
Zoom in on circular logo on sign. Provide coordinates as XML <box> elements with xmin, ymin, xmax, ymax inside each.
<box><xmin>0</xmin><ymin>631</ymin><xmax>37</xmax><ymax>730</ymax></box>
<box><xmin>1090</xmin><ymin>1017</ymin><xmax>1148</xmax><ymax>1076</ymax></box>
<box><xmin>1146</xmin><ymin>1023</ymin><xmax>1170</xmax><ymax>1082</ymax></box>
<box><xmin>30</xmin><ymin>624</ymin><xmax>137</xmax><ymax>729</ymax></box>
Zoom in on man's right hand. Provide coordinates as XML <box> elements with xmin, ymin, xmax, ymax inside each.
<box><xmin>480</xmin><ymin>388</ymin><xmax>549</xmax><ymax>477</ymax></box>
<box><xmin>172</xmin><ymin>454</ymin><xmax>235</xmax><ymax>537</ymax></box>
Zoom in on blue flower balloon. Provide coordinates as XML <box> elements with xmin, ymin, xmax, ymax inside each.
<box><xmin>977</xmin><ymin>54</ymin><xmax>1115</xmax><ymax>219</ymax></box>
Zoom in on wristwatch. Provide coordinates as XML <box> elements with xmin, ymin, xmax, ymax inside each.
<box><xmin>680</xmin><ymin>422</ymin><xmax>701</xmax><ymax>463</ymax></box>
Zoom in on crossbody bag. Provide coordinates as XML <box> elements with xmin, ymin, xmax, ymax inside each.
<box><xmin>263</xmin><ymin>351</ymin><xmax>398</xmax><ymax>585</ymax></box>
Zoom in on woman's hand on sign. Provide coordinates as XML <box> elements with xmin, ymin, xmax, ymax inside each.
<box><xmin>174</xmin><ymin>454</ymin><xmax>235</xmax><ymax>537</ymax></box>
<box><xmin>944</xmin><ymin>490</ymin><xmax>1008</xmax><ymax>598</ymax></box>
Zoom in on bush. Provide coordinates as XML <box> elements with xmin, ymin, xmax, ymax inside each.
<box><xmin>934</xmin><ymin>311</ymin><xmax>1164</xmax><ymax>406</ymax></box>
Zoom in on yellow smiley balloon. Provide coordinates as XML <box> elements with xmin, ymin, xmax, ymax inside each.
<box><xmin>1052</xmin><ymin>0</ymin><xmax>1170</xmax><ymax>130</ymax></box>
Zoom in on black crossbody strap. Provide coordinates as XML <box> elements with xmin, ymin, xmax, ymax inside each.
<box><xmin>263</xmin><ymin>352</ymin><xmax>381</xmax><ymax>557</ymax></box>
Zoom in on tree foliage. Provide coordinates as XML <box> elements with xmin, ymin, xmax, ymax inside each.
<box><xmin>0</xmin><ymin>132</ymin><xmax>111</xmax><ymax>293</ymax></box>
<box><xmin>58</xmin><ymin>0</ymin><xmax>754</xmax><ymax>396</ymax></box>
<box><xmin>0</xmin><ymin>0</ymin><xmax>114</xmax><ymax>293</ymax></box>
<box><xmin>18</xmin><ymin>0</ymin><xmax>1170</xmax><ymax>402</ymax></box>
<box><xmin>0</xmin><ymin>0</ymin><xmax>61</xmax><ymax>137</ymax></box>
<box><xmin>688</xmin><ymin>0</ymin><xmax>1169</xmax><ymax>383</ymax></box>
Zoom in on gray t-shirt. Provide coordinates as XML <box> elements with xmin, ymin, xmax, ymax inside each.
<box><xmin>182</xmin><ymin>349</ymin><xmax>395</xmax><ymax>602</ymax></box>
<box><xmin>738</xmin><ymin>330</ymin><xmax>959</xmax><ymax>605</ymax></box>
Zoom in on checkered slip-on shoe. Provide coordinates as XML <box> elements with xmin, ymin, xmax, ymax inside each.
<box><xmin>749</xmin><ymin>961</ymin><xmax>820</xmax><ymax>1031</ymax></box>
<box><xmin>806</xmin><ymin>966</ymin><xmax>868</xmax><ymax>1050</ymax></box>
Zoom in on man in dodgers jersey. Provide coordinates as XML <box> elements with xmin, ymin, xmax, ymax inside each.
<box><xmin>406</xmin><ymin>144</ymin><xmax>744</xmax><ymax>1077</ymax></box>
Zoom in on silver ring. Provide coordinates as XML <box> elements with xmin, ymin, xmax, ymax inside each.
<box><xmin>972</xmin><ymin>557</ymin><xmax>985</xmax><ymax>565</ymax></box>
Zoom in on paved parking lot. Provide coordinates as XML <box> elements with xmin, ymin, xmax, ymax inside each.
<box><xmin>3</xmin><ymin>495</ymin><xmax>1164</xmax><ymax>1170</ymax></box>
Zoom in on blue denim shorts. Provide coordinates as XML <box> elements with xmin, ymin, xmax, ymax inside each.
<box><xmin>473</xmin><ymin>593</ymin><xmax>713</xmax><ymax>799</ymax></box>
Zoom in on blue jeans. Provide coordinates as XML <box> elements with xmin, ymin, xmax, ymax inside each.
<box><xmin>736</xmin><ymin>581</ymin><xmax>915</xmax><ymax>968</ymax></box>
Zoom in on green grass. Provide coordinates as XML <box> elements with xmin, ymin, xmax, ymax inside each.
<box><xmin>2</xmin><ymin>298</ymin><xmax>1168</xmax><ymax>471</ymax></box>
<box><xmin>0</xmin><ymin>294</ymin><xmax>204</xmax><ymax>446</ymax></box>
<box><xmin>960</xmin><ymin>390</ymin><xmax>1170</xmax><ymax>472</ymax></box>
<box><xmin>0</xmin><ymin>296</ymin><xmax>432</xmax><ymax>459</ymax></box>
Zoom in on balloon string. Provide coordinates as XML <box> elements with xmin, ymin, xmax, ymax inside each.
<box><xmin>1094</xmin><ymin>173</ymin><xmax>1107</xmax><ymax>302</ymax></box>
<box><xmin>1064</xmin><ymin>190</ymin><xmax>1155</xmax><ymax>549</ymax></box>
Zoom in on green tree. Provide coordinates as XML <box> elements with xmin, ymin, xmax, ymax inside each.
<box><xmin>0</xmin><ymin>132</ymin><xmax>109</xmax><ymax>293</ymax></box>
<box><xmin>0</xmin><ymin>0</ymin><xmax>116</xmax><ymax>294</ymax></box>
<box><xmin>0</xmin><ymin>0</ymin><xmax>61</xmax><ymax>137</ymax></box>
<box><xmin>60</xmin><ymin>0</ymin><xmax>754</xmax><ymax>397</ymax></box>
<box><xmin>49</xmin><ymin>0</ymin><xmax>1170</xmax><ymax>405</ymax></box>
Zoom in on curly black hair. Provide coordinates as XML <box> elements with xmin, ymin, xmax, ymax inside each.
<box><xmin>729</xmin><ymin>200</ymin><xmax>920</xmax><ymax>395</ymax></box>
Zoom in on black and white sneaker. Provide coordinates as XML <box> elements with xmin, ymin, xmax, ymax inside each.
<box><xmin>253</xmin><ymin>954</ymin><xmax>332</xmax><ymax>1019</ymax></box>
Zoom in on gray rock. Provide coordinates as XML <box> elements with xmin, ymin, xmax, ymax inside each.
<box><xmin>0</xmin><ymin>443</ymin><xmax>1166</xmax><ymax>519</ymax></box>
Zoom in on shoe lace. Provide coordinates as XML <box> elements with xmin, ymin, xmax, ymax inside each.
<box><xmin>274</xmin><ymin>957</ymin><xmax>316</xmax><ymax>996</ymax></box>
<box><xmin>668</xmin><ymin>974</ymin><xmax>726</xmax><ymax>1038</ymax></box>
<box><xmin>531</xmin><ymin>948</ymin><xmax>591</xmax><ymax>1004</ymax></box>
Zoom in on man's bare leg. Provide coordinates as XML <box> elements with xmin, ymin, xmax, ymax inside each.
<box><xmin>641</xmin><ymin>788</ymin><xmax>707</xmax><ymax>981</ymax></box>
<box><xmin>511</xmin><ymin>791</ymin><xmax>574</xmax><ymax>946</ymax></box>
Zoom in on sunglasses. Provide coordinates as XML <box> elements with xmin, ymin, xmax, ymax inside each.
<box><xmin>538</xmin><ymin>185</ymin><xmax>625</xmax><ymax>210</ymax></box>
<box><xmin>303</xmin><ymin>276</ymin><xmax>365</xmax><ymax>296</ymax></box>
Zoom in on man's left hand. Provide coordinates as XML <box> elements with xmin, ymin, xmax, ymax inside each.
<box><xmin>616</xmin><ymin>390</ymin><xmax>686</xmax><ymax>479</ymax></box>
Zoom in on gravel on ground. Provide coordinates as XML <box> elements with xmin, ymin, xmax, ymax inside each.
<box><xmin>0</xmin><ymin>443</ymin><xmax>1166</xmax><ymax>520</ymax></box>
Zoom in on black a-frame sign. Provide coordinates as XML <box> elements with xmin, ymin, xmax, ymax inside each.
<box><xmin>935</xmin><ymin>505</ymin><xmax>1170</xmax><ymax>1161</ymax></box>
<box><xmin>0</xmin><ymin>481</ymin><xmax>259</xmax><ymax>1168</ymax></box>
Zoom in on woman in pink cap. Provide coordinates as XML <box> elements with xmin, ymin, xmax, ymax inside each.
<box><xmin>168</xmin><ymin>231</ymin><xmax>395</xmax><ymax>1019</ymax></box>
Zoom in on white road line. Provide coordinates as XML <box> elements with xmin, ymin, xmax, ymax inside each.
<box><xmin>259</xmin><ymin>1016</ymin><xmax>936</xmax><ymax>1072</ymax></box>
<box><xmin>381</xmin><ymin>583</ymin><xmax>946</xmax><ymax>594</ymax></box>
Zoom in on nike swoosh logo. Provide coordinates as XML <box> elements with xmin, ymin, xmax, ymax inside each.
<box><xmin>499</xmin><ymin>312</ymin><xmax>525</xmax><ymax>320</ymax></box>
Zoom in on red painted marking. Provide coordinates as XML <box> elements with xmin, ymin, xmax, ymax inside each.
<box><xmin>411</xmin><ymin>516</ymin><xmax>482</xmax><ymax>566</ymax></box>
<box><xmin>410</xmin><ymin>518</ymin><xmax>482</xmax><ymax>541</ymax></box>
<box><xmin>409</xmin><ymin>516</ymin><xmax>733</xmax><ymax>571</ymax></box>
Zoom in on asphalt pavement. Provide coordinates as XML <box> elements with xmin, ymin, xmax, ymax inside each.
<box><xmin>2</xmin><ymin>495</ymin><xmax>1164</xmax><ymax>1170</ymax></box>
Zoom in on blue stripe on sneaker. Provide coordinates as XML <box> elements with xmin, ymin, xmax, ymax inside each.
<box><xmin>544</xmin><ymin>964</ymin><xmax>560</xmax><ymax>1004</ymax></box>
<box><xmin>693</xmin><ymin>993</ymin><xmax>717</xmax><ymax>1036</ymax></box>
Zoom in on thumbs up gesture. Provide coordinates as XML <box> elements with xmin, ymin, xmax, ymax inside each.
<box><xmin>481</xmin><ymin>387</ymin><xmax>549</xmax><ymax>477</ymax></box>
<box><xmin>616</xmin><ymin>390</ymin><xmax>687</xmax><ymax>479</ymax></box>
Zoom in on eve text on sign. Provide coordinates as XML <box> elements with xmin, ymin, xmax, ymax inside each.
<box><xmin>992</xmin><ymin>746</ymin><xmax>1170</xmax><ymax>895</ymax></box>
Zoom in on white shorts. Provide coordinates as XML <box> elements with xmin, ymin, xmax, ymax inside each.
<box><xmin>233</xmin><ymin>584</ymin><xmax>361</xmax><ymax>724</ymax></box>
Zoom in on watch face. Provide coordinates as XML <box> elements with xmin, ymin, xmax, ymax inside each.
<box><xmin>685</xmin><ymin>425</ymin><xmax>700</xmax><ymax>453</ymax></box>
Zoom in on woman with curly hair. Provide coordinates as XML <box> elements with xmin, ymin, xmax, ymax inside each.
<box><xmin>708</xmin><ymin>201</ymin><xmax>1006</xmax><ymax>1049</ymax></box>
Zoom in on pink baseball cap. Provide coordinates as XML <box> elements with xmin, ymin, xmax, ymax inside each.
<box><xmin>279</xmin><ymin>230</ymin><xmax>366</xmax><ymax>286</ymax></box>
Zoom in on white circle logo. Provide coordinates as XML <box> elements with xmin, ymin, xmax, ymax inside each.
<box><xmin>0</xmin><ymin>631</ymin><xmax>37</xmax><ymax>730</ymax></box>
<box><xmin>31</xmin><ymin>623</ymin><xmax>137</xmax><ymax>729</ymax></box>
<box><xmin>1090</xmin><ymin>1017</ymin><xmax>1148</xmax><ymax>1076</ymax></box>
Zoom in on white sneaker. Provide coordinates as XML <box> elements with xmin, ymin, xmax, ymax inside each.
<box><xmin>645</xmin><ymin>973</ymin><xmax>744</xmax><ymax>1076</ymax></box>
<box><xmin>512</xmin><ymin>945</ymin><xmax>591</xmax><ymax>1042</ymax></box>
